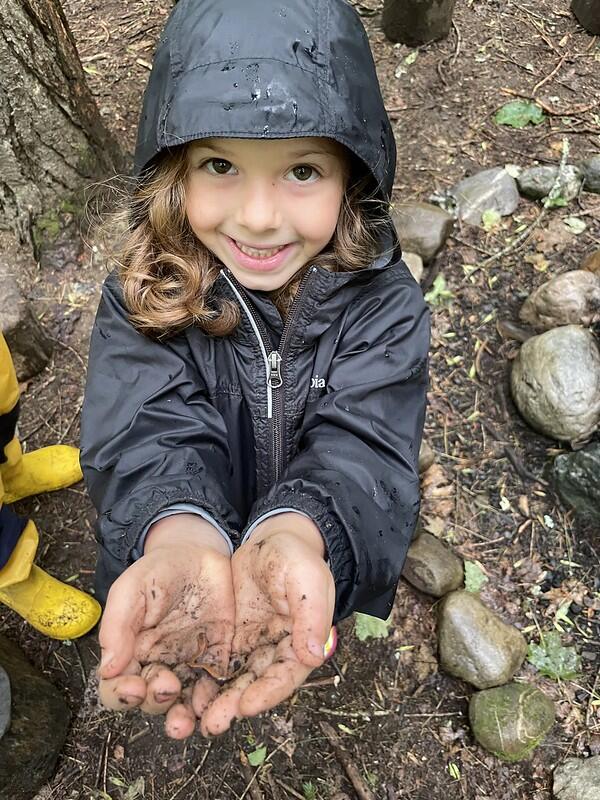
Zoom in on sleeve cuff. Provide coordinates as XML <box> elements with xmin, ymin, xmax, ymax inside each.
<box><xmin>132</xmin><ymin>504</ymin><xmax>234</xmax><ymax>558</ymax></box>
<box><xmin>241</xmin><ymin>508</ymin><xmax>312</xmax><ymax>545</ymax></box>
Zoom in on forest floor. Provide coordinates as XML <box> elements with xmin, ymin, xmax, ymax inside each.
<box><xmin>2</xmin><ymin>0</ymin><xmax>599</xmax><ymax>798</ymax></box>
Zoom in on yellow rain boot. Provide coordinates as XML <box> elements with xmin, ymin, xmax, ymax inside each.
<box><xmin>0</xmin><ymin>518</ymin><xmax>101</xmax><ymax>640</ymax></box>
<box><xmin>0</xmin><ymin>333</ymin><xmax>82</xmax><ymax>503</ymax></box>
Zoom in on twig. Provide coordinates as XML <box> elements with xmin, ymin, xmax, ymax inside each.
<box><xmin>500</xmin><ymin>86</ymin><xmax>600</xmax><ymax>117</ymax></box>
<box><xmin>274</xmin><ymin>778</ymin><xmax>306</xmax><ymax>800</ymax></box>
<box><xmin>319</xmin><ymin>721</ymin><xmax>376</xmax><ymax>800</ymax></box>
<box><xmin>239</xmin><ymin>751</ymin><xmax>265</xmax><ymax>800</ymax></box>
<box><xmin>532</xmin><ymin>50</ymin><xmax>569</xmax><ymax>96</ymax></box>
<box><xmin>318</xmin><ymin>707</ymin><xmax>394</xmax><ymax>718</ymax></box>
<box><xmin>167</xmin><ymin>745</ymin><xmax>212</xmax><ymax>800</ymax></box>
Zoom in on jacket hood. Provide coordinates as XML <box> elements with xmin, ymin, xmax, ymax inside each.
<box><xmin>134</xmin><ymin>0</ymin><xmax>396</xmax><ymax>199</ymax></box>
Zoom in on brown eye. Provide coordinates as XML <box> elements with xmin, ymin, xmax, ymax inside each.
<box><xmin>291</xmin><ymin>165</ymin><xmax>316</xmax><ymax>182</ymax></box>
<box><xmin>206</xmin><ymin>158</ymin><xmax>233</xmax><ymax>175</ymax></box>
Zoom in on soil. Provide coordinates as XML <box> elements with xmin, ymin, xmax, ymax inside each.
<box><xmin>1</xmin><ymin>0</ymin><xmax>599</xmax><ymax>798</ymax></box>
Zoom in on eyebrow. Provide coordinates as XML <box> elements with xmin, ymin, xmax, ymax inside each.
<box><xmin>191</xmin><ymin>142</ymin><xmax>335</xmax><ymax>159</ymax></box>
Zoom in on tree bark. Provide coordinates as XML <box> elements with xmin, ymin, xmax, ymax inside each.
<box><xmin>571</xmin><ymin>0</ymin><xmax>600</xmax><ymax>34</ymax></box>
<box><xmin>0</xmin><ymin>0</ymin><xmax>123</xmax><ymax>243</ymax></box>
<box><xmin>382</xmin><ymin>0</ymin><xmax>457</xmax><ymax>46</ymax></box>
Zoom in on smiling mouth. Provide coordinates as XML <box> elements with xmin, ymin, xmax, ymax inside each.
<box><xmin>233</xmin><ymin>240</ymin><xmax>287</xmax><ymax>259</ymax></box>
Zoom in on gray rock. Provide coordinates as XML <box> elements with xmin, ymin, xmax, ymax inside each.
<box><xmin>0</xmin><ymin>666</ymin><xmax>10</xmax><ymax>739</ymax></box>
<box><xmin>580</xmin><ymin>154</ymin><xmax>600</xmax><ymax>194</ymax></box>
<box><xmin>403</xmin><ymin>251</ymin><xmax>424</xmax><ymax>283</ymax></box>
<box><xmin>438</xmin><ymin>591</ymin><xmax>527</xmax><ymax>689</ymax></box>
<box><xmin>553</xmin><ymin>443</ymin><xmax>600</xmax><ymax>522</ymax></box>
<box><xmin>391</xmin><ymin>202</ymin><xmax>454</xmax><ymax>263</ymax></box>
<box><xmin>0</xmin><ymin>634</ymin><xmax>70</xmax><ymax>800</ymax></box>
<box><xmin>450</xmin><ymin>167</ymin><xmax>520</xmax><ymax>226</ymax></box>
<box><xmin>402</xmin><ymin>532</ymin><xmax>464</xmax><ymax>597</ymax></box>
<box><xmin>418</xmin><ymin>440</ymin><xmax>435</xmax><ymax>473</ymax></box>
<box><xmin>554</xmin><ymin>756</ymin><xmax>600</xmax><ymax>800</ymax></box>
<box><xmin>0</xmin><ymin>256</ymin><xmax>52</xmax><ymax>381</ymax></box>
<box><xmin>469</xmin><ymin>683</ymin><xmax>555</xmax><ymax>762</ymax></box>
<box><xmin>519</xmin><ymin>270</ymin><xmax>600</xmax><ymax>330</ymax></box>
<box><xmin>517</xmin><ymin>165</ymin><xmax>582</xmax><ymax>202</ymax></box>
<box><xmin>511</xmin><ymin>326</ymin><xmax>600</xmax><ymax>444</ymax></box>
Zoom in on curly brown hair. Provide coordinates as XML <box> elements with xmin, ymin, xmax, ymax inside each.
<box><xmin>106</xmin><ymin>142</ymin><xmax>391</xmax><ymax>338</ymax></box>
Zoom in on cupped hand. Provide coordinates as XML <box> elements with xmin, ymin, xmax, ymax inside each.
<box><xmin>200</xmin><ymin>513</ymin><xmax>335</xmax><ymax>735</ymax></box>
<box><xmin>97</xmin><ymin>516</ymin><xmax>235</xmax><ymax>739</ymax></box>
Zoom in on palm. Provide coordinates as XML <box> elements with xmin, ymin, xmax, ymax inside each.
<box><xmin>200</xmin><ymin>530</ymin><xmax>335</xmax><ymax>736</ymax></box>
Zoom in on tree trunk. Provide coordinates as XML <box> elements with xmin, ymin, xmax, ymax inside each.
<box><xmin>0</xmin><ymin>0</ymin><xmax>123</xmax><ymax>243</ymax></box>
<box><xmin>571</xmin><ymin>0</ymin><xmax>600</xmax><ymax>34</ymax></box>
<box><xmin>382</xmin><ymin>0</ymin><xmax>457</xmax><ymax>46</ymax></box>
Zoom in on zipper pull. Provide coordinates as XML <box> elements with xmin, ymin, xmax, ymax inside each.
<box><xmin>267</xmin><ymin>350</ymin><xmax>283</xmax><ymax>388</ymax></box>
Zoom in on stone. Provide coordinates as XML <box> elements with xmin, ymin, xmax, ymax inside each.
<box><xmin>517</xmin><ymin>164</ymin><xmax>582</xmax><ymax>202</ymax></box>
<box><xmin>0</xmin><ymin>665</ymin><xmax>10</xmax><ymax>739</ymax></box>
<box><xmin>382</xmin><ymin>0</ymin><xmax>457</xmax><ymax>46</ymax></box>
<box><xmin>553</xmin><ymin>756</ymin><xmax>600</xmax><ymax>800</ymax></box>
<box><xmin>438</xmin><ymin>591</ymin><xmax>527</xmax><ymax>689</ymax></box>
<box><xmin>582</xmin><ymin>250</ymin><xmax>600</xmax><ymax>275</ymax></box>
<box><xmin>391</xmin><ymin>202</ymin><xmax>454</xmax><ymax>263</ymax></box>
<box><xmin>403</xmin><ymin>251</ymin><xmax>424</xmax><ymax>283</ymax></box>
<box><xmin>553</xmin><ymin>443</ymin><xmax>600</xmax><ymax>522</ymax></box>
<box><xmin>469</xmin><ymin>683</ymin><xmax>555</xmax><ymax>762</ymax></box>
<box><xmin>402</xmin><ymin>532</ymin><xmax>463</xmax><ymax>597</ymax></box>
<box><xmin>511</xmin><ymin>326</ymin><xmax>600</xmax><ymax>444</ymax></box>
<box><xmin>0</xmin><ymin>255</ymin><xmax>52</xmax><ymax>381</ymax></box>
<box><xmin>519</xmin><ymin>270</ymin><xmax>600</xmax><ymax>330</ymax></box>
<box><xmin>571</xmin><ymin>0</ymin><xmax>600</xmax><ymax>35</ymax></box>
<box><xmin>580</xmin><ymin>154</ymin><xmax>600</xmax><ymax>194</ymax></box>
<box><xmin>418</xmin><ymin>440</ymin><xmax>435</xmax><ymax>473</ymax></box>
<box><xmin>0</xmin><ymin>634</ymin><xmax>70</xmax><ymax>800</ymax></box>
<box><xmin>450</xmin><ymin>167</ymin><xmax>520</xmax><ymax>226</ymax></box>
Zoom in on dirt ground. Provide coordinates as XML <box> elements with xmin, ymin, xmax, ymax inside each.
<box><xmin>1</xmin><ymin>0</ymin><xmax>599</xmax><ymax>798</ymax></box>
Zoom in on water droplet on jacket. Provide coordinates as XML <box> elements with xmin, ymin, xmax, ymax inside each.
<box><xmin>223</xmin><ymin>104</ymin><xmax>233</xmax><ymax>111</ymax></box>
<box><xmin>221</xmin><ymin>62</ymin><xmax>236</xmax><ymax>72</ymax></box>
<box><xmin>263</xmin><ymin>125</ymin><xmax>270</xmax><ymax>135</ymax></box>
<box><xmin>352</xmin><ymin>506</ymin><xmax>360</xmax><ymax>516</ymax></box>
<box><xmin>343</xmin><ymin>405</ymin><xmax>349</xmax><ymax>412</ymax></box>
<box><xmin>292</xmin><ymin>40</ymin><xmax>301</xmax><ymax>54</ymax></box>
<box><xmin>384</xmin><ymin>349</ymin><xmax>390</xmax><ymax>358</ymax></box>
<box><xmin>233</xmin><ymin>82</ymin><xmax>238</xmax><ymax>88</ymax></box>
<box><xmin>372</xmin><ymin>487</ymin><xmax>378</xmax><ymax>498</ymax></box>
<box><xmin>378</xmin><ymin>529</ymin><xmax>383</xmax><ymax>536</ymax></box>
<box><xmin>251</xmin><ymin>90</ymin><xmax>261</xmax><ymax>101</ymax></box>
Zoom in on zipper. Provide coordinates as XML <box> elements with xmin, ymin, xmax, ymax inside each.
<box><xmin>271</xmin><ymin>267</ymin><xmax>315</xmax><ymax>480</ymax></box>
<box><xmin>221</xmin><ymin>267</ymin><xmax>316</xmax><ymax>482</ymax></box>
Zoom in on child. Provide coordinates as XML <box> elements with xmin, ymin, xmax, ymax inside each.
<box><xmin>81</xmin><ymin>0</ymin><xmax>429</xmax><ymax>739</ymax></box>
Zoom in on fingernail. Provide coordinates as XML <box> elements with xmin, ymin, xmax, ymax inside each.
<box><xmin>323</xmin><ymin>626</ymin><xmax>337</xmax><ymax>660</ymax></box>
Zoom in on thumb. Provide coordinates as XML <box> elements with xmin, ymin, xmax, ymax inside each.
<box><xmin>287</xmin><ymin>559</ymin><xmax>335</xmax><ymax>668</ymax></box>
<box><xmin>98</xmin><ymin>569</ymin><xmax>147</xmax><ymax>679</ymax></box>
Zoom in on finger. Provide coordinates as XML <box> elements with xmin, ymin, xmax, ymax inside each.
<box><xmin>98</xmin><ymin>658</ymin><xmax>146</xmax><ymax>711</ymax></box>
<box><xmin>139</xmin><ymin>663</ymin><xmax>182</xmax><ymax>715</ymax></box>
<box><xmin>165</xmin><ymin>687</ymin><xmax>196</xmax><ymax>740</ymax></box>
<box><xmin>191</xmin><ymin>674</ymin><xmax>220</xmax><ymax>718</ymax></box>
<box><xmin>200</xmin><ymin>646</ymin><xmax>275</xmax><ymax>736</ymax></box>
<box><xmin>238</xmin><ymin>637</ymin><xmax>312</xmax><ymax>718</ymax></box>
<box><xmin>287</xmin><ymin>560</ymin><xmax>336</xmax><ymax>667</ymax></box>
<box><xmin>199</xmin><ymin>671</ymin><xmax>255</xmax><ymax>737</ymax></box>
<box><xmin>99</xmin><ymin>571</ymin><xmax>147</xmax><ymax>678</ymax></box>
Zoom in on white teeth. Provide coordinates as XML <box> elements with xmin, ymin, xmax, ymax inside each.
<box><xmin>236</xmin><ymin>241</ymin><xmax>285</xmax><ymax>259</ymax></box>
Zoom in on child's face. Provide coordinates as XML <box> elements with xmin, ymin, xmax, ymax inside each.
<box><xmin>185</xmin><ymin>137</ymin><xmax>347</xmax><ymax>291</ymax></box>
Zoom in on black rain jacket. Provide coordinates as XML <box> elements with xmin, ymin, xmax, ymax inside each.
<box><xmin>80</xmin><ymin>0</ymin><xmax>430</xmax><ymax>622</ymax></box>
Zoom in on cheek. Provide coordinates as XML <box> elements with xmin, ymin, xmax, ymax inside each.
<box><xmin>307</xmin><ymin>186</ymin><xmax>344</xmax><ymax>242</ymax></box>
<box><xmin>185</xmin><ymin>186</ymin><xmax>221</xmax><ymax>235</ymax></box>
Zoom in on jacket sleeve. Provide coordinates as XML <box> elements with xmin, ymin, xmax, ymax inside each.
<box><xmin>80</xmin><ymin>273</ymin><xmax>243</xmax><ymax>594</ymax></box>
<box><xmin>245</xmin><ymin>269</ymin><xmax>430</xmax><ymax>622</ymax></box>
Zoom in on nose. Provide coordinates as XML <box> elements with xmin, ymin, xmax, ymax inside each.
<box><xmin>234</xmin><ymin>178</ymin><xmax>281</xmax><ymax>233</ymax></box>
